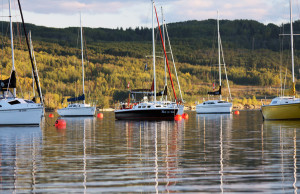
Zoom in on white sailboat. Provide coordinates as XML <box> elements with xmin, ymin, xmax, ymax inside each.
<box><xmin>0</xmin><ymin>0</ymin><xmax>43</xmax><ymax>125</ymax></box>
<box><xmin>196</xmin><ymin>12</ymin><xmax>232</xmax><ymax>114</ymax></box>
<box><xmin>57</xmin><ymin>14</ymin><xmax>96</xmax><ymax>117</ymax></box>
<box><xmin>115</xmin><ymin>1</ymin><xmax>182</xmax><ymax>120</ymax></box>
<box><xmin>261</xmin><ymin>0</ymin><xmax>300</xmax><ymax>120</ymax></box>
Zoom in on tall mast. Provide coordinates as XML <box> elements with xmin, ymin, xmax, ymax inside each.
<box><xmin>217</xmin><ymin>11</ymin><xmax>222</xmax><ymax>100</ymax></box>
<box><xmin>290</xmin><ymin>0</ymin><xmax>295</xmax><ymax>97</ymax></box>
<box><xmin>9</xmin><ymin>0</ymin><xmax>16</xmax><ymax>96</ymax></box>
<box><xmin>80</xmin><ymin>13</ymin><xmax>85</xmax><ymax>104</ymax></box>
<box><xmin>152</xmin><ymin>1</ymin><xmax>156</xmax><ymax>103</ymax></box>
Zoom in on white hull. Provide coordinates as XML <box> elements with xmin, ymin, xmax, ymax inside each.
<box><xmin>58</xmin><ymin>105</ymin><xmax>96</xmax><ymax>117</ymax></box>
<box><xmin>196</xmin><ymin>100</ymin><xmax>232</xmax><ymax>114</ymax></box>
<box><xmin>0</xmin><ymin>107</ymin><xmax>43</xmax><ymax>125</ymax></box>
<box><xmin>0</xmin><ymin>98</ymin><xmax>43</xmax><ymax>125</ymax></box>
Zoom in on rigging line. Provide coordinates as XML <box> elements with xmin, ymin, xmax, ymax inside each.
<box><xmin>154</xmin><ymin>4</ymin><xmax>177</xmax><ymax>102</ymax></box>
<box><xmin>164</xmin><ymin>22</ymin><xmax>183</xmax><ymax>101</ymax></box>
<box><xmin>220</xmin><ymin>37</ymin><xmax>232</xmax><ymax>101</ymax></box>
<box><xmin>17</xmin><ymin>0</ymin><xmax>43</xmax><ymax>102</ymax></box>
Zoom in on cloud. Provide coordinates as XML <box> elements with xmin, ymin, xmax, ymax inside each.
<box><xmin>4</xmin><ymin>0</ymin><xmax>295</xmax><ymax>28</ymax></box>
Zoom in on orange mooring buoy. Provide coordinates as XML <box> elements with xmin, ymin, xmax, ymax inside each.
<box><xmin>174</xmin><ymin>114</ymin><xmax>182</xmax><ymax>121</ymax></box>
<box><xmin>55</xmin><ymin>119</ymin><xmax>66</xmax><ymax>129</ymax></box>
<box><xmin>97</xmin><ymin>113</ymin><xmax>104</xmax><ymax>119</ymax></box>
<box><xmin>234</xmin><ymin>110</ymin><xmax>240</xmax><ymax>115</ymax></box>
<box><xmin>182</xmin><ymin>113</ymin><xmax>189</xmax><ymax>119</ymax></box>
<box><xmin>49</xmin><ymin>113</ymin><xmax>54</xmax><ymax>118</ymax></box>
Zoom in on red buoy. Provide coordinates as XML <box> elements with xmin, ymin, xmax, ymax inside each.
<box><xmin>182</xmin><ymin>113</ymin><xmax>189</xmax><ymax>119</ymax></box>
<box><xmin>55</xmin><ymin>119</ymin><xmax>66</xmax><ymax>129</ymax></box>
<box><xmin>174</xmin><ymin>114</ymin><xmax>182</xmax><ymax>121</ymax></box>
<box><xmin>97</xmin><ymin>113</ymin><xmax>103</xmax><ymax>119</ymax></box>
<box><xmin>49</xmin><ymin>113</ymin><xmax>54</xmax><ymax>118</ymax></box>
<box><xmin>234</xmin><ymin>110</ymin><xmax>240</xmax><ymax>115</ymax></box>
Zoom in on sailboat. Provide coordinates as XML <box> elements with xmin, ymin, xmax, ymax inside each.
<box><xmin>0</xmin><ymin>0</ymin><xmax>43</xmax><ymax>125</ymax></box>
<box><xmin>261</xmin><ymin>0</ymin><xmax>300</xmax><ymax>120</ymax></box>
<box><xmin>114</xmin><ymin>1</ymin><xmax>182</xmax><ymax>120</ymax></box>
<box><xmin>196</xmin><ymin>12</ymin><xmax>232</xmax><ymax>114</ymax></box>
<box><xmin>57</xmin><ymin>14</ymin><xmax>96</xmax><ymax>117</ymax></box>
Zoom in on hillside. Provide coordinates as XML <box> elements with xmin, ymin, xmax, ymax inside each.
<box><xmin>0</xmin><ymin>19</ymin><xmax>298</xmax><ymax>109</ymax></box>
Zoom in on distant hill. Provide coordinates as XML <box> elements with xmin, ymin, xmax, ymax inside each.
<box><xmin>1</xmin><ymin>19</ymin><xmax>296</xmax><ymax>50</ymax></box>
<box><xmin>0</xmin><ymin>19</ymin><xmax>298</xmax><ymax>108</ymax></box>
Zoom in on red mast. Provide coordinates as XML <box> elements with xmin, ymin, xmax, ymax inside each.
<box><xmin>153</xmin><ymin>4</ymin><xmax>177</xmax><ymax>102</ymax></box>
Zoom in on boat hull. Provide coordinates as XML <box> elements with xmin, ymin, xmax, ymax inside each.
<box><xmin>0</xmin><ymin>107</ymin><xmax>43</xmax><ymax>125</ymax></box>
<box><xmin>196</xmin><ymin>103</ymin><xmax>232</xmax><ymax>114</ymax></box>
<box><xmin>261</xmin><ymin>102</ymin><xmax>300</xmax><ymax>120</ymax></box>
<box><xmin>115</xmin><ymin>108</ymin><xmax>178</xmax><ymax>120</ymax></box>
<box><xmin>57</xmin><ymin>107</ymin><xmax>96</xmax><ymax>117</ymax></box>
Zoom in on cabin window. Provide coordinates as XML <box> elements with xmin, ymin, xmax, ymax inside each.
<box><xmin>203</xmin><ymin>103</ymin><xmax>206</xmax><ymax>105</ymax></box>
<box><xmin>25</xmin><ymin>100</ymin><xmax>34</xmax><ymax>103</ymax></box>
<box><xmin>0</xmin><ymin>105</ymin><xmax>2</xmax><ymax>107</ymax></box>
<box><xmin>218</xmin><ymin>101</ymin><xmax>226</xmax><ymax>103</ymax></box>
<box><xmin>8</xmin><ymin>100</ymin><xmax>21</xmax><ymax>105</ymax></box>
<box><xmin>138</xmin><ymin>106</ymin><xmax>141</xmax><ymax>108</ymax></box>
<box><xmin>272</xmin><ymin>101</ymin><xmax>277</xmax><ymax>104</ymax></box>
<box><xmin>156</xmin><ymin>105</ymin><xmax>161</xmax><ymax>107</ymax></box>
<box><xmin>208</xmin><ymin>102</ymin><xmax>215</xmax><ymax>104</ymax></box>
<box><xmin>142</xmin><ymin>106</ymin><xmax>146</xmax><ymax>108</ymax></box>
<box><xmin>147</xmin><ymin>106</ymin><xmax>151</xmax><ymax>108</ymax></box>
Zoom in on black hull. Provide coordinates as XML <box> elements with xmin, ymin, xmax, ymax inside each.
<box><xmin>115</xmin><ymin>109</ymin><xmax>178</xmax><ymax>120</ymax></box>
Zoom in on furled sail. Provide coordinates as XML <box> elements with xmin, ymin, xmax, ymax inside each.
<box><xmin>0</xmin><ymin>71</ymin><xmax>16</xmax><ymax>91</ymax></box>
<box><xmin>67</xmin><ymin>94</ymin><xmax>85</xmax><ymax>102</ymax></box>
<box><xmin>148</xmin><ymin>85</ymin><xmax>167</xmax><ymax>96</ymax></box>
<box><xmin>208</xmin><ymin>86</ymin><xmax>221</xmax><ymax>95</ymax></box>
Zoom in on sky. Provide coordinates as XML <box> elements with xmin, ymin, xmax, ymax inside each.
<box><xmin>1</xmin><ymin>0</ymin><xmax>297</xmax><ymax>29</ymax></box>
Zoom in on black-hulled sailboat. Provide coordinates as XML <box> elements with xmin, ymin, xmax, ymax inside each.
<box><xmin>115</xmin><ymin>1</ymin><xmax>183</xmax><ymax>120</ymax></box>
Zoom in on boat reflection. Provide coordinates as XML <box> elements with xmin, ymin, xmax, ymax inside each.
<box><xmin>62</xmin><ymin>117</ymin><xmax>96</xmax><ymax>193</ymax></box>
<box><xmin>0</xmin><ymin>126</ymin><xmax>42</xmax><ymax>192</ymax></box>
<box><xmin>196</xmin><ymin>114</ymin><xmax>232</xmax><ymax>193</ymax></box>
<box><xmin>116</xmin><ymin>120</ymin><xmax>183</xmax><ymax>192</ymax></box>
<box><xmin>262</xmin><ymin>120</ymin><xmax>299</xmax><ymax>193</ymax></box>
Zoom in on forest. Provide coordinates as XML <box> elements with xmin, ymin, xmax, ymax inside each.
<box><xmin>0</xmin><ymin>19</ymin><xmax>299</xmax><ymax>109</ymax></box>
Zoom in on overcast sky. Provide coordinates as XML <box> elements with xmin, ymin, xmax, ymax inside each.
<box><xmin>2</xmin><ymin>0</ymin><xmax>297</xmax><ymax>29</ymax></box>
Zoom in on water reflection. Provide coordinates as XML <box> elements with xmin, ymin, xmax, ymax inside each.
<box><xmin>262</xmin><ymin>120</ymin><xmax>299</xmax><ymax>194</ymax></box>
<box><xmin>196</xmin><ymin>114</ymin><xmax>232</xmax><ymax>193</ymax></box>
<box><xmin>0</xmin><ymin>126</ymin><xmax>42</xmax><ymax>192</ymax></box>
<box><xmin>1</xmin><ymin>111</ymin><xmax>300</xmax><ymax>193</ymax></box>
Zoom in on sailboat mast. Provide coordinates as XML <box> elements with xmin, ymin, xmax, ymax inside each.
<box><xmin>217</xmin><ymin>11</ymin><xmax>222</xmax><ymax>100</ymax></box>
<box><xmin>290</xmin><ymin>0</ymin><xmax>295</xmax><ymax>97</ymax></box>
<box><xmin>80</xmin><ymin>13</ymin><xmax>85</xmax><ymax>104</ymax></box>
<box><xmin>152</xmin><ymin>1</ymin><xmax>156</xmax><ymax>103</ymax></box>
<box><xmin>9</xmin><ymin>0</ymin><xmax>16</xmax><ymax>96</ymax></box>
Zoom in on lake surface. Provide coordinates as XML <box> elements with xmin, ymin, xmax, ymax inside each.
<box><xmin>1</xmin><ymin>110</ymin><xmax>300</xmax><ymax>193</ymax></box>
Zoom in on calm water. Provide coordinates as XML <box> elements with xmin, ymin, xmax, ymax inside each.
<box><xmin>1</xmin><ymin>110</ymin><xmax>300</xmax><ymax>193</ymax></box>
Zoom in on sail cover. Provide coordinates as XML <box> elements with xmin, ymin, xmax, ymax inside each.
<box><xmin>67</xmin><ymin>94</ymin><xmax>85</xmax><ymax>102</ymax></box>
<box><xmin>0</xmin><ymin>71</ymin><xmax>16</xmax><ymax>91</ymax></box>
<box><xmin>208</xmin><ymin>86</ymin><xmax>221</xmax><ymax>95</ymax></box>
